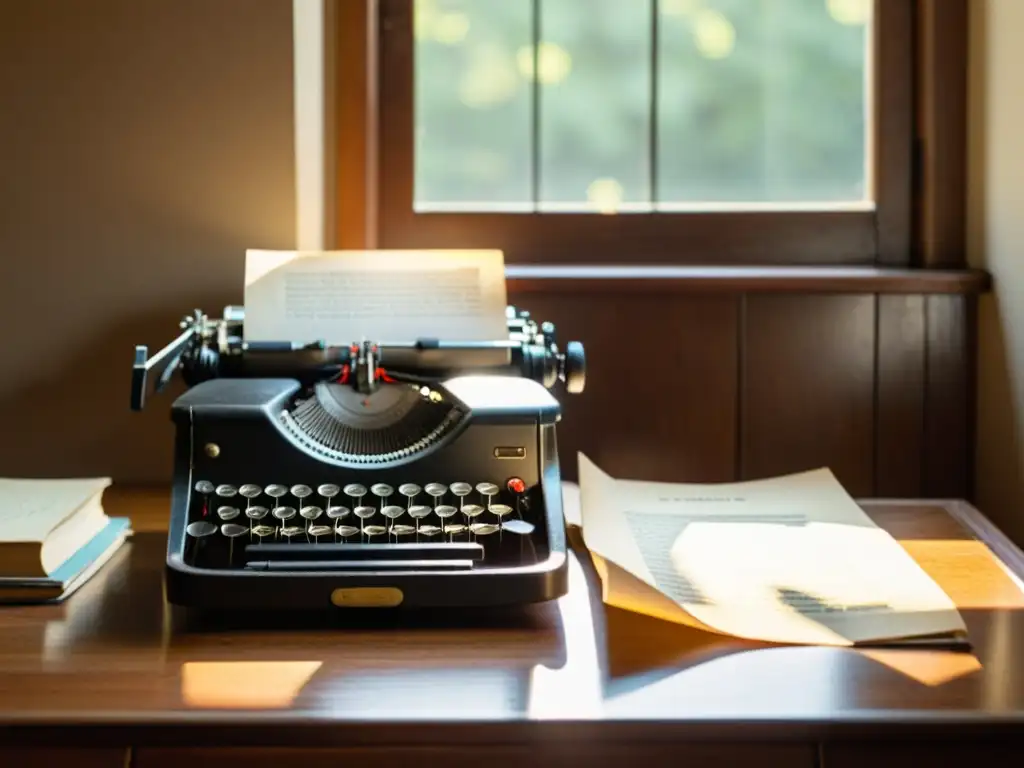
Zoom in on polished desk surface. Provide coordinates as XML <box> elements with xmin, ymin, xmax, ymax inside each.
<box><xmin>2</xmin><ymin>485</ymin><xmax>1024</xmax><ymax>761</ymax></box>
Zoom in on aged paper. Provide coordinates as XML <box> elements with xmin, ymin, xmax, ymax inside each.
<box><xmin>576</xmin><ymin>454</ymin><xmax>968</xmax><ymax>647</ymax></box>
<box><xmin>243</xmin><ymin>249</ymin><xmax>508</xmax><ymax>344</ymax></box>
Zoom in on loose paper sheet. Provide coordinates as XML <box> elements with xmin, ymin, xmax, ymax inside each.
<box><xmin>577</xmin><ymin>454</ymin><xmax>968</xmax><ymax>647</ymax></box>
<box><xmin>243</xmin><ymin>249</ymin><xmax>508</xmax><ymax>345</ymax></box>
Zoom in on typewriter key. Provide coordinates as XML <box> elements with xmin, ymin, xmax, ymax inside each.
<box><xmin>391</xmin><ymin>524</ymin><xmax>415</xmax><ymax>537</ymax></box>
<box><xmin>502</xmin><ymin>519</ymin><xmax>534</xmax><ymax>535</ymax></box>
<box><xmin>215</xmin><ymin>484</ymin><xmax>237</xmax><ymax>498</ymax></box>
<box><xmin>470</xmin><ymin>523</ymin><xmax>500</xmax><ymax>536</ymax></box>
<box><xmin>449</xmin><ymin>482</ymin><xmax>472</xmax><ymax>497</ymax></box>
<box><xmin>291</xmin><ymin>484</ymin><xmax>312</xmax><ymax>499</ymax></box>
<box><xmin>407</xmin><ymin>504</ymin><xmax>431</xmax><ymax>518</ymax></box>
<box><xmin>424</xmin><ymin>482</ymin><xmax>446</xmax><ymax>498</ymax></box>
<box><xmin>344</xmin><ymin>483</ymin><xmax>367</xmax><ymax>499</ymax></box>
<box><xmin>318</xmin><ymin>483</ymin><xmax>340</xmax><ymax>499</ymax></box>
<box><xmin>272</xmin><ymin>506</ymin><xmax>297</xmax><ymax>522</ymax></box>
<box><xmin>475</xmin><ymin>482</ymin><xmax>499</xmax><ymax>497</ymax></box>
<box><xmin>434</xmin><ymin>504</ymin><xmax>457</xmax><ymax>519</ymax></box>
<box><xmin>462</xmin><ymin>504</ymin><xmax>485</xmax><ymax>519</ymax></box>
<box><xmin>265</xmin><ymin>484</ymin><xmax>288</xmax><ymax>499</ymax></box>
<box><xmin>364</xmin><ymin>525</ymin><xmax>387</xmax><ymax>538</ymax></box>
<box><xmin>239</xmin><ymin>484</ymin><xmax>262</xmax><ymax>499</ymax></box>
<box><xmin>279</xmin><ymin>525</ymin><xmax>304</xmax><ymax>541</ymax></box>
<box><xmin>398</xmin><ymin>483</ymin><xmax>421</xmax><ymax>498</ymax></box>
<box><xmin>326</xmin><ymin>505</ymin><xmax>350</xmax><ymax>519</ymax></box>
<box><xmin>418</xmin><ymin>524</ymin><xmax>442</xmax><ymax>537</ymax></box>
<box><xmin>353</xmin><ymin>505</ymin><xmax>375</xmax><ymax>519</ymax></box>
<box><xmin>308</xmin><ymin>524</ymin><xmax>332</xmax><ymax>542</ymax></box>
<box><xmin>245</xmin><ymin>505</ymin><xmax>269</xmax><ymax>520</ymax></box>
<box><xmin>186</xmin><ymin>521</ymin><xmax>216</xmax><ymax>538</ymax></box>
<box><xmin>216</xmin><ymin>505</ymin><xmax>240</xmax><ymax>521</ymax></box>
<box><xmin>443</xmin><ymin>523</ymin><xmax>467</xmax><ymax>537</ymax></box>
<box><xmin>252</xmin><ymin>524</ymin><xmax>275</xmax><ymax>542</ymax></box>
<box><xmin>334</xmin><ymin>524</ymin><xmax>359</xmax><ymax>538</ymax></box>
<box><xmin>370</xmin><ymin>483</ymin><xmax>393</xmax><ymax>499</ymax></box>
<box><xmin>300</xmin><ymin>505</ymin><xmax>323</xmax><ymax>521</ymax></box>
<box><xmin>381</xmin><ymin>505</ymin><xmax>404</xmax><ymax>519</ymax></box>
<box><xmin>489</xmin><ymin>503</ymin><xmax>513</xmax><ymax>518</ymax></box>
<box><xmin>194</xmin><ymin>480</ymin><xmax>215</xmax><ymax>495</ymax></box>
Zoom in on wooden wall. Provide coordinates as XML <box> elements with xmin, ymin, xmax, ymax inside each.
<box><xmin>510</xmin><ymin>286</ymin><xmax>975</xmax><ymax>500</ymax></box>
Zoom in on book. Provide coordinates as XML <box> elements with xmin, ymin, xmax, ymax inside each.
<box><xmin>0</xmin><ymin>516</ymin><xmax>131</xmax><ymax>603</ymax></box>
<box><xmin>0</xmin><ymin>477</ymin><xmax>114</xmax><ymax>578</ymax></box>
<box><xmin>572</xmin><ymin>453</ymin><xmax>970</xmax><ymax>648</ymax></box>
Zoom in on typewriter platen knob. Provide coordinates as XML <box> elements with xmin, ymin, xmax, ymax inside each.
<box><xmin>562</xmin><ymin>341</ymin><xmax>586</xmax><ymax>394</ymax></box>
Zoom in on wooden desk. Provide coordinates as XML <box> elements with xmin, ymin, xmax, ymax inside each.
<box><xmin>2</xmin><ymin>489</ymin><xmax>1024</xmax><ymax>768</ymax></box>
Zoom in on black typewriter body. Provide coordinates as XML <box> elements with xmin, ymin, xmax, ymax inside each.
<box><xmin>133</xmin><ymin>304</ymin><xmax>585</xmax><ymax>612</ymax></box>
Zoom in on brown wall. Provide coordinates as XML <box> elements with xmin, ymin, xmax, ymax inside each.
<box><xmin>0</xmin><ymin>0</ymin><xmax>296</xmax><ymax>483</ymax></box>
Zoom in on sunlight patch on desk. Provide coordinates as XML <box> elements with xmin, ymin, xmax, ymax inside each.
<box><xmin>181</xmin><ymin>661</ymin><xmax>322</xmax><ymax>708</ymax></box>
<box><xmin>857</xmin><ymin>649</ymin><xmax>983</xmax><ymax>686</ymax></box>
<box><xmin>897</xmin><ymin>539</ymin><xmax>1024</xmax><ymax>609</ymax></box>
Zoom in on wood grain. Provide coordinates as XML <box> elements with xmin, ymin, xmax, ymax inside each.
<box><xmin>0</xmin><ymin>749</ymin><xmax>127</xmax><ymax>768</ymax></box>
<box><xmin>741</xmin><ymin>295</ymin><xmax>876</xmax><ymax>494</ymax></box>
<box><xmin>924</xmin><ymin>295</ymin><xmax>971</xmax><ymax>497</ymax></box>
<box><xmin>875</xmin><ymin>295</ymin><xmax>926</xmax><ymax>495</ymax></box>
<box><xmin>511</xmin><ymin>292</ymin><xmax>739</xmax><ymax>483</ymax></box>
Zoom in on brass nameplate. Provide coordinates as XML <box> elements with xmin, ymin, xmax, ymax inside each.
<box><xmin>330</xmin><ymin>587</ymin><xmax>404</xmax><ymax>608</ymax></box>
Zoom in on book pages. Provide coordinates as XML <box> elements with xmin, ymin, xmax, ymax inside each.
<box><xmin>576</xmin><ymin>454</ymin><xmax>968</xmax><ymax>647</ymax></box>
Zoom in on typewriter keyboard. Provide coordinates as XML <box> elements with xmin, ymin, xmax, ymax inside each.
<box><xmin>183</xmin><ymin>479</ymin><xmax>540</xmax><ymax>570</ymax></box>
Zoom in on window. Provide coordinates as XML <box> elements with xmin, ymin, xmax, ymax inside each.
<box><xmin>353</xmin><ymin>0</ymin><xmax>939</xmax><ymax>265</ymax></box>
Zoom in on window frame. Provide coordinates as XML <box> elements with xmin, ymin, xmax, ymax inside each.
<box><xmin>335</xmin><ymin>0</ymin><xmax>966</xmax><ymax>269</ymax></box>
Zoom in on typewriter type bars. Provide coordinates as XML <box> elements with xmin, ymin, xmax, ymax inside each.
<box><xmin>184</xmin><ymin>476</ymin><xmax>537</xmax><ymax>572</ymax></box>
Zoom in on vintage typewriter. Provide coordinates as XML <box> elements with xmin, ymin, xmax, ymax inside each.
<box><xmin>131</xmin><ymin>304</ymin><xmax>585</xmax><ymax>611</ymax></box>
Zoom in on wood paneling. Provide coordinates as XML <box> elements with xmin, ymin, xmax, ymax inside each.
<box><xmin>875</xmin><ymin>295</ymin><xmax>926</xmax><ymax>495</ymax></box>
<box><xmin>924</xmin><ymin>295</ymin><xmax>971</xmax><ymax>497</ymax></box>
<box><xmin>0</xmin><ymin>749</ymin><xmax>127</xmax><ymax>768</ymax></box>
<box><xmin>508</xmin><ymin>292</ymin><xmax>739</xmax><ymax>484</ymax></box>
<box><xmin>741</xmin><ymin>295</ymin><xmax>876</xmax><ymax>495</ymax></box>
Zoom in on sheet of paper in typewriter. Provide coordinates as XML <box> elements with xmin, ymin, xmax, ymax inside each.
<box><xmin>576</xmin><ymin>453</ymin><xmax>968</xmax><ymax>648</ymax></box>
<box><xmin>242</xmin><ymin>248</ymin><xmax>508</xmax><ymax>345</ymax></box>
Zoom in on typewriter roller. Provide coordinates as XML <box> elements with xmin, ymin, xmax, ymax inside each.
<box><xmin>132</xmin><ymin>305</ymin><xmax>585</xmax><ymax>611</ymax></box>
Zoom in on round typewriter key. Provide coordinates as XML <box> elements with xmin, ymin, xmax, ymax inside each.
<box><xmin>239</xmin><ymin>484</ymin><xmax>262</xmax><ymax>499</ymax></box>
<box><xmin>265</xmin><ymin>484</ymin><xmax>288</xmax><ymax>498</ymax></box>
<box><xmin>326</xmin><ymin>505</ymin><xmax>350</xmax><ymax>519</ymax></box>
<box><xmin>449</xmin><ymin>482</ymin><xmax>472</xmax><ymax>497</ymax></box>
<box><xmin>475</xmin><ymin>482</ymin><xmax>499</xmax><ymax>497</ymax></box>
<box><xmin>344</xmin><ymin>483</ymin><xmax>367</xmax><ymax>498</ymax></box>
<box><xmin>506</xmin><ymin>477</ymin><xmax>527</xmax><ymax>494</ymax></box>
<box><xmin>398</xmin><ymin>483</ymin><xmax>421</xmax><ymax>498</ymax></box>
<box><xmin>280</xmin><ymin>525</ymin><xmax>304</xmax><ymax>540</ymax></box>
<box><xmin>370</xmin><ymin>483</ymin><xmax>393</xmax><ymax>497</ymax></box>
<box><xmin>434</xmin><ymin>504</ymin><xmax>457</xmax><ymax>519</ymax></box>
<box><xmin>216</xmin><ymin>505</ymin><xmax>240</xmax><ymax>521</ymax></box>
<box><xmin>186</xmin><ymin>521</ymin><xmax>216</xmax><ymax>538</ymax></box>
<box><xmin>291</xmin><ymin>484</ymin><xmax>312</xmax><ymax>499</ymax></box>
<box><xmin>418</xmin><ymin>525</ymin><xmax>442</xmax><ymax>537</ymax></box>
<box><xmin>334</xmin><ymin>525</ymin><xmax>359</xmax><ymax>538</ymax></box>
<box><xmin>489</xmin><ymin>503</ymin><xmax>513</xmax><ymax>517</ymax></box>
<box><xmin>308</xmin><ymin>524</ymin><xmax>332</xmax><ymax>540</ymax></box>
<box><xmin>364</xmin><ymin>525</ymin><xmax>387</xmax><ymax>537</ymax></box>
<box><xmin>391</xmin><ymin>524</ymin><xmax>416</xmax><ymax>537</ymax></box>
<box><xmin>252</xmin><ymin>524</ymin><xmax>275</xmax><ymax>541</ymax></box>
<box><xmin>221</xmin><ymin>523</ymin><xmax>247</xmax><ymax>538</ymax></box>
<box><xmin>318</xmin><ymin>483</ymin><xmax>340</xmax><ymax>498</ymax></box>
<box><xmin>215</xmin><ymin>484</ymin><xmax>237</xmax><ymax>498</ymax></box>
<box><xmin>407</xmin><ymin>504</ymin><xmax>431</xmax><ymax>519</ymax></box>
<box><xmin>353</xmin><ymin>505</ymin><xmax>376</xmax><ymax>519</ymax></box>
<box><xmin>381</xmin><ymin>505</ymin><xmax>404</xmax><ymax>519</ymax></box>
<box><xmin>272</xmin><ymin>506</ymin><xmax>296</xmax><ymax>522</ymax></box>
<box><xmin>462</xmin><ymin>504</ymin><xmax>485</xmax><ymax>518</ymax></box>
<box><xmin>443</xmin><ymin>523</ymin><xmax>467</xmax><ymax>536</ymax></box>
<box><xmin>424</xmin><ymin>482</ymin><xmax>447</xmax><ymax>498</ymax></box>
<box><xmin>502</xmin><ymin>519</ymin><xmax>535</xmax><ymax>535</ymax></box>
<box><xmin>245</xmin><ymin>505</ymin><xmax>269</xmax><ymax>520</ymax></box>
<box><xmin>470</xmin><ymin>523</ymin><xmax>500</xmax><ymax>536</ymax></box>
<box><xmin>194</xmin><ymin>480</ymin><xmax>215</xmax><ymax>495</ymax></box>
<box><xmin>299</xmin><ymin>505</ymin><xmax>323</xmax><ymax>520</ymax></box>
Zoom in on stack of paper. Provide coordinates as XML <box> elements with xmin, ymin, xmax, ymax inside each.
<box><xmin>574</xmin><ymin>454</ymin><xmax>969</xmax><ymax>647</ymax></box>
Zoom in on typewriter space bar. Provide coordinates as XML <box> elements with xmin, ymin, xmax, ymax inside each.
<box><xmin>244</xmin><ymin>542</ymin><xmax>483</xmax><ymax>562</ymax></box>
<box><xmin>246</xmin><ymin>559</ymin><xmax>473</xmax><ymax>572</ymax></box>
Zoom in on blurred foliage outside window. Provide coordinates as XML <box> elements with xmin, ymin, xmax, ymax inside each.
<box><xmin>413</xmin><ymin>0</ymin><xmax>872</xmax><ymax>212</ymax></box>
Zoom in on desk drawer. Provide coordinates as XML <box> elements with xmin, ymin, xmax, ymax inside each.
<box><xmin>137</xmin><ymin>745</ymin><xmax>815</xmax><ymax>768</ymax></box>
